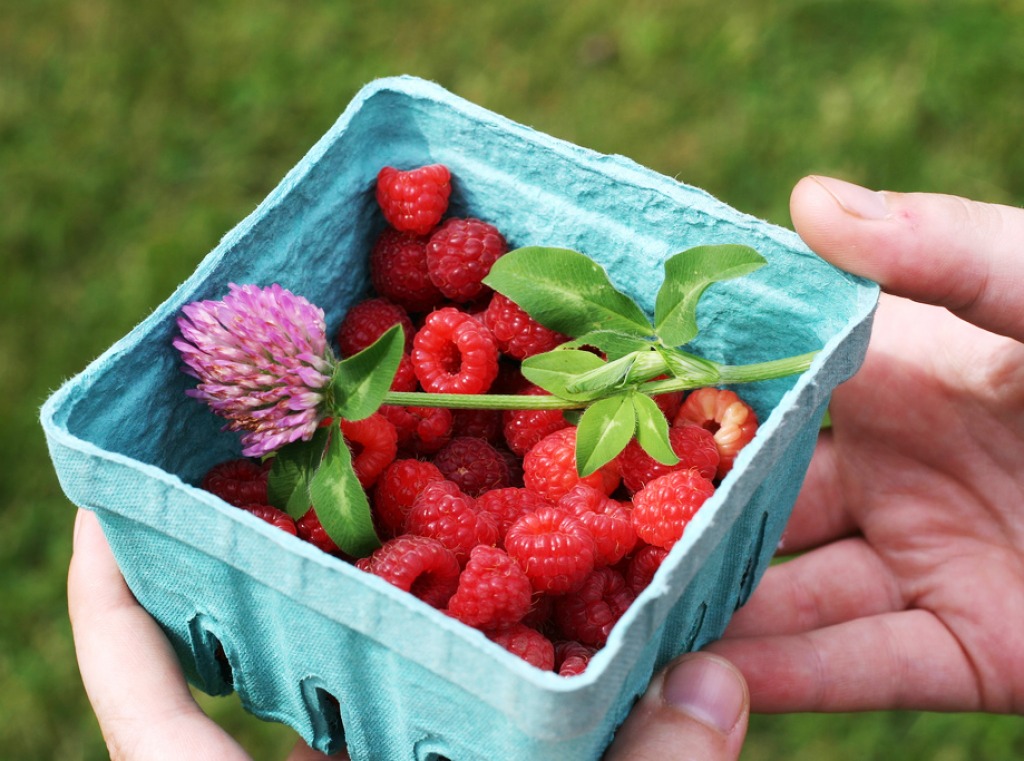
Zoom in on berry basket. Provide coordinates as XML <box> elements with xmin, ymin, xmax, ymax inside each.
<box><xmin>42</xmin><ymin>76</ymin><xmax>878</xmax><ymax>761</ymax></box>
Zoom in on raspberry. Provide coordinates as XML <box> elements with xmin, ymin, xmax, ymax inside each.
<box><xmin>652</xmin><ymin>386</ymin><xmax>684</xmax><ymax>421</ymax></box>
<box><xmin>404</xmin><ymin>480</ymin><xmax>499</xmax><ymax>563</ymax></box>
<box><xmin>674</xmin><ymin>387</ymin><xmax>759</xmax><ymax>480</ymax></box>
<box><xmin>554</xmin><ymin>640</ymin><xmax>596</xmax><ymax>677</ymax></box>
<box><xmin>201</xmin><ymin>458</ymin><xmax>269</xmax><ymax>507</ymax></box>
<box><xmin>372</xmin><ymin>459</ymin><xmax>445</xmax><ymax>536</ymax></box>
<box><xmin>632</xmin><ymin>469</ymin><xmax>716</xmax><ymax>550</ymax></box>
<box><xmin>485</xmin><ymin>623</ymin><xmax>555</xmax><ymax>671</ymax></box>
<box><xmin>335</xmin><ymin>297</ymin><xmax>414</xmax><ymax>357</ymax></box>
<box><xmin>502</xmin><ymin>385</ymin><xmax>571</xmax><ymax>457</ymax></box>
<box><xmin>340</xmin><ymin>414</ymin><xmax>398</xmax><ymax>488</ymax></box>
<box><xmin>557</xmin><ymin>484</ymin><xmax>636</xmax><ymax>567</ymax></box>
<box><xmin>624</xmin><ymin>543</ymin><xmax>669</xmax><ymax>595</ymax></box>
<box><xmin>376</xmin><ymin>164</ymin><xmax>451</xmax><ymax>236</ymax></box>
<box><xmin>296</xmin><ymin>507</ymin><xmax>340</xmax><ymax>555</ymax></box>
<box><xmin>369</xmin><ymin>228</ymin><xmax>445</xmax><ymax>313</ymax></box>
<box><xmin>482</xmin><ymin>292</ymin><xmax>568</xmax><ymax>360</ymax></box>
<box><xmin>476</xmin><ymin>486</ymin><xmax>549</xmax><ymax>541</ymax></box>
<box><xmin>380</xmin><ymin>404</ymin><xmax>452</xmax><ymax>455</ymax></box>
<box><xmin>521</xmin><ymin>592</ymin><xmax>554</xmax><ymax>631</ymax></box>
<box><xmin>357</xmin><ymin>534</ymin><xmax>460</xmax><ymax>609</ymax></box>
<box><xmin>432</xmin><ymin>436</ymin><xmax>511</xmax><ymax>497</ymax></box>
<box><xmin>446</xmin><ymin>545</ymin><xmax>533</xmax><ymax>629</ymax></box>
<box><xmin>425</xmin><ymin>217</ymin><xmax>508</xmax><ymax>302</ymax></box>
<box><xmin>412</xmin><ymin>307</ymin><xmax>499</xmax><ymax>394</ymax></box>
<box><xmin>449</xmin><ymin>407</ymin><xmax>503</xmax><ymax>443</ymax></box>
<box><xmin>390</xmin><ymin>353</ymin><xmax>419</xmax><ymax>392</ymax></box>
<box><xmin>522</xmin><ymin>427</ymin><xmax>621</xmax><ymax>504</ymax></box>
<box><xmin>552</xmin><ymin>567</ymin><xmax>635</xmax><ymax>648</ymax></box>
<box><xmin>504</xmin><ymin>507</ymin><xmax>597</xmax><ymax>594</ymax></box>
<box><xmin>616</xmin><ymin>423</ymin><xmax>720</xmax><ymax>493</ymax></box>
<box><xmin>240</xmin><ymin>504</ymin><xmax>298</xmax><ymax>535</ymax></box>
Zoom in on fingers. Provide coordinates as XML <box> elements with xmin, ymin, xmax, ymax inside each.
<box><xmin>790</xmin><ymin>175</ymin><xmax>1024</xmax><ymax>342</ymax></box>
<box><xmin>68</xmin><ymin>509</ymin><xmax>251</xmax><ymax>761</ymax></box>
<box><xmin>725</xmin><ymin>538</ymin><xmax>901</xmax><ymax>639</ymax></box>
<box><xmin>605</xmin><ymin>653</ymin><xmax>749</xmax><ymax>761</ymax></box>
<box><xmin>708</xmin><ymin>609</ymin><xmax>980</xmax><ymax>714</ymax></box>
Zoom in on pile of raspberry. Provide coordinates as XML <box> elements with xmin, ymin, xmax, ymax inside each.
<box><xmin>200</xmin><ymin>164</ymin><xmax>760</xmax><ymax>676</ymax></box>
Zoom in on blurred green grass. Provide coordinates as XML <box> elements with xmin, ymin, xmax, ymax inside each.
<box><xmin>4</xmin><ymin>1</ymin><xmax>1024</xmax><ymax>758</ymax></box>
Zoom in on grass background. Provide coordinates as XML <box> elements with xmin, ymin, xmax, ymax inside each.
<box><xmin>4</xmin><ymin>0</ymin><xmax>1024</xmax><ymax>758</ymax></box>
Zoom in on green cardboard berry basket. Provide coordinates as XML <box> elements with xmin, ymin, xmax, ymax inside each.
<box><xmin>41</xmin><ymin>76</ymin><xmax>878</xmax><ymax>760</ymax></box>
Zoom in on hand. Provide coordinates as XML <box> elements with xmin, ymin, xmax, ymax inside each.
<box><xmin>67</xmin><ymin>508</ymin><xmax>342</xmax><ymax>761</ymax></box>
<box><xmin>708</xmin><ymin>176</ymin><xmax>1024</xmax><ymax>714</ymax></box>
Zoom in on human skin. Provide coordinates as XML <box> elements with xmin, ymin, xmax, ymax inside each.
<box><xmin>705</xmin><ymin>176</ymin><xmax>1024</xmax><ymax>715</ymax></box>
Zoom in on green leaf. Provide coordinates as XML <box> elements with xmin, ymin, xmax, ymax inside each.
<box><xmin>654</xmin><ymin>245</ymin><xmax>766</xmax><ymax>347</ymax></box>
<box><xmin>484</xmin><ymin>247</ymin><xmax>653</xmax><ymax>337</ymax></box>
<box><xmin>574</xmin><ymin>393</ymin><xmax>637</xmax><ymax>477</ymax></box>
<box><xmin>656</xmin><ymin>346</ymin><xmax>721</xmax><ymax>386</ymax></box>
<box><xmin>521</xmin><ymin>349</ymin><xmax>609</xmax><ymax>401</ymax></box>
<box><xmin>564</xmin><ymin>351</ymin><xmax>638</xmax><ymax>395</ymax></box>
<box><xmin>330</xmin><ymin>323</ymin><xmax>405</xmax><ymax>421</ymax></box>
<box><xmin>267</xmin><ymin>427</ymin><xmax>330</xmax><ymax>519</ymax></box>
<box><xmin>632</xmin><ymin>392</ymin><xmax>679</xmax><ymax>466</ymax></box>
<box><xmin>308</xmin><ymin>423</ymin><xmax>382</xmax><ymax>558</ymax></box>
<box><xmin>562</xmin><ymin>330</ymin><xmax>653</xmax><ymax>360</ymax></box>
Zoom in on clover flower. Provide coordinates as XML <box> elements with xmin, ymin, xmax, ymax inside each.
<box><xmin>174</xmin><ymin>283</ymin><xmax>335</xmax><ymax>457</ymax></box>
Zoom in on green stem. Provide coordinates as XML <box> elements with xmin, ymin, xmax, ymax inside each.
<box><xmin>381</xmin><ymin>391</ymin><xmax>588</xmax><ymax>410</ymax></box>
<box><xmin>380</xmin><ymin>350</ymin><xmax>816</xmax><ymax>411</ymax></box>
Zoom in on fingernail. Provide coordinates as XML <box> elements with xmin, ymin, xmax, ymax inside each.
<box><xmin>811</xmin><ymin>175</ymin><xmax>889</xmax><ymax>220</ymax></box>
<box><xmin>661</xmin><ymin>654</ymin><xmax>747</xmax><ymax>733</ymax></box>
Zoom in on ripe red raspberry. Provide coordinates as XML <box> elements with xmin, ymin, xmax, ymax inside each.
<box><xmin>357</xmin><ymin>534</ymin><xmax>460</xmax><ymax>609</ymax></box>
<box><xmin>201</xmin><ymin>458</ymin><xmax>269</xmax><ymax>507</ymax></box>
<box><xmin>369</xmin><ymin>228</ymin><xmax>445</xmax><ymax>313</ymax></box>
<box><xmin>482</xmin><ymin>292</ymin><xmax>568</xmax><ymax>360</ymax></box>
<box><xmin>522</xmin><ymin>426</ymin><xmax>621</xmax><ymax>504</ymax></box>
<box><xmin>449</xmin><ymin>407</ymin><xmax>503</xmax><ymax>443</ymax></box>
<box><xmin>476</xmin><ymin>486</ymin><xmax>549</xmax><ymax>543</ymax></box>
<box><xmin>447</xmin><ymin>545</ymin><xmax>533</xmax><ymax>629</ymax></box>
<box><xmin>554</xmin><ymin>640</ymin><xmax>596</xmax><ymax>677</ymax></box>
<box><xmin>557</xmin><ymin>484</ymin><xmax>636</xmax><ymax>567</ymax></box>
<box><xmin>502</xmin><ymin>385</ymin><xmax>571</xmax><ymax>457</ymax></box>
<box><xmin>652</xmin><ymin>387</ymin><xmax>684</xmax><ymax>421</ymax></box>
<box><xmin>404</xmin><ymin>480</ymin><xmax>499</xmax><ymax>563</ymax></box>
<box><xmin>624</xmin><ymin>543</ymin><xmax>670</xmax><ymax>595</ymax></box>
<box><xmin>432</xmin><ymin>436</ymin><xmax>511</xmax><ymax>497</ymax></box>
<box><xmin>340</xmin><ymin>414</ymin><xmax>398</xmax><ymax>489</ymax></box>
<box><xmin>616</xmin><ymin>423</ymin><xmax>720</xmax><ymax>493</ymax></box>
<box><xmin>335</xmin><ymin>297</ymin><xmax>414</xmax><ymax>357</ymax></box>
<box><xmin>412</xmin><ymin>307</ymin><xmax>499</xmax><ymax>394</ymax></box>
<box><xmin>521</xmin><ymin>591</ymin><xmax>554</xmax><ymax>631</ymax></box>
<box><xmin>390</xmin><ymin>353</ymin><xmax>419</xmax><ymax>392</ymax></box>
<box><xmin>632</xmin><ymin>469</ymin><xmax>716</xmax><ymax>550</ymax></box>
<box><xmin>296</xmin><ymin>507</ymin><xmax>340</xmax><ymax>555</ymax></box>
<box><xmin>553</xmin><ymin>567</ymin><xmax>635</xmax><ymax>648</ymax></box>
<box><xmin>504</xmin><ymin>507</ymin><xmax>597</xmax><ymax>594</ymax></box>
<box><xmin>380</xmin><ymin>405</ymin><xmax>452</xmax><ymax>455</ymax></box>
<box><xmin>375</xmin><ymin>164</ymin><xmax>451</xmax><ymax>236</ymax></box>
<box><xmin>674</xmin><ymin>387</ymin><xmax>759</xmax><ymax>480</ymax></box>
<box><xmin>485</xmin><ymin>623</ymin><xmax>555</xmax><ymax>671</ymax></box>
<box><xmin>240</xmin><ymin>504</ymin><xmax>298</xmax><ymax>535</ymax></box>
<box><xmin>425</xmin><ymin>217</ymin><xmax>508</xmax><ymax>302</ymax></box>
<box><xmin>372</xmin><ymin>458</ymin><xmax>445</xmax><ymax>536</ymax></box>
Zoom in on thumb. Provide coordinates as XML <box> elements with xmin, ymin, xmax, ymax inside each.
<box><xmin>790</xmin><ymin>175</ymin><xmax>1024</xmax><ymax>342</ymax></box>
<box><xmin>604</xmin><ymin>653</ymin><xmax>749</xmax><ymax>761</ymax></box>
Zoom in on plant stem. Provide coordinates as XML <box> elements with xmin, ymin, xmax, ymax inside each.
<box><xmin>380</xmin><ymin>350</ymin><xmax>817</xmax><ymax>411</ymax></box>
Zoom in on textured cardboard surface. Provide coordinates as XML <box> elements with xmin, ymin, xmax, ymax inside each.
<box><xmin>42</xmin><ymin>76</ymin><xmax>878</xmax><ymax>760</ymax></box>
